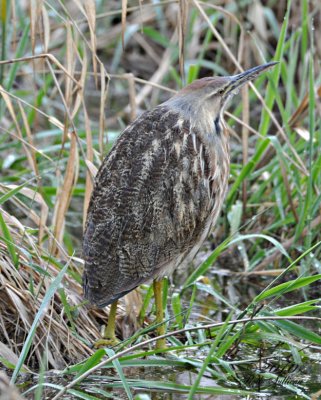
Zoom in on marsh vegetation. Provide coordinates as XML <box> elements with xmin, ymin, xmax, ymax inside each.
<box><xmin>0</xmin><ymin>0</ymin><xmax>321</xmax><ymax>399</ymax></box>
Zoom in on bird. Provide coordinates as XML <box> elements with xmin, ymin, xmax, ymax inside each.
<box><xmin>83</xmin><ymin>62</ymin><xmax>277</xmax><ymax>349</ymax></box>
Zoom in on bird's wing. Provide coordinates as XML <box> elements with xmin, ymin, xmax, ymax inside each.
<box><xmin>83</xmin><ymin>105</ymin><xmax>215</xmax><ymax>306</ymax></box>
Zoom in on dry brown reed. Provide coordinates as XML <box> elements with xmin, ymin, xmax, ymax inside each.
<box><xmin>0</xmin><ymin>0</ymin><xmax>320</xmax><ymax>376</ymax></box>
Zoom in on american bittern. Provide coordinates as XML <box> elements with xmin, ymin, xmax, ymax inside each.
<box><xmin>83</xmin><ymin>62</ymin><xmax>277</xmax><ymax>349</ymax></box>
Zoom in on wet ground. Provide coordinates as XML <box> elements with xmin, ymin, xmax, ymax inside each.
<box><xmin>15</xmin><ymin>243</ymin><xmax>321</xmax><ymax>399</ymax></box>
<box><xmin>18</xmin><ymin>351</ymin><xmax>321</xmax><ymax>399</ymax></box>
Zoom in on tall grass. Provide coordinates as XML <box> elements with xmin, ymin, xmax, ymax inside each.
<box><xmin>0</xmin><ymin>0</ymin><xmax>320</xmax><ymax>399</ymax></box>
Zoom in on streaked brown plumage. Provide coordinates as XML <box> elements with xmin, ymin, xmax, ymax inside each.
<box><xmin>83</xmin><ymin>63</ymin><xmax>277</xmax><ymax>309</ymax></box>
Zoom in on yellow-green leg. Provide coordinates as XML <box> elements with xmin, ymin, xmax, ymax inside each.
<box><xmin>94</xmin><ymin>300</ymin><xmax>119</xmax><ymax>348</ymax></box>
<box><xmin>153</xmin><ymin>279</ymin><xmax>167</xmax><ymax>350</ymax></box>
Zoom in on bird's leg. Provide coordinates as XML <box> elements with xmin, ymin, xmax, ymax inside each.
<box><xmin>94</xmin><ymin>300</ymin><xmax>119</xmax><ymax>348</ymax></box>
<box><xmin>153</xmin><ymin>279</ymin><xmax>167</xmax><ymax>350</ymax></box>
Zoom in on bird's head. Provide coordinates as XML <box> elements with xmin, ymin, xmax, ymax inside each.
<box><xmin>166</xmin><ymin>62</ymin><xmax>278</xmax><ymax>134</ymax></box>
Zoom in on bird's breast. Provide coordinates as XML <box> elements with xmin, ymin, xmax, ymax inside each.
<box><xmin>194</xmin><ymin>123</ymin><xmax>230</xmax><ymax>194</ymax></box>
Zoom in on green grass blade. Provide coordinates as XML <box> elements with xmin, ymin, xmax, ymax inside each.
<box><xmin>101</xmin><ymin>379</ymin><xmax>255</xmax><ymax>395</ymax></box>
<box><xmin>171</xmin><ymin>292</ymin><xmax>183</xmax><ymax>329</ymax></box>
<box><xmin>254</xmin><ymin>274</ymin><xmax>321</xmax><ymax>302</ymax></box>
<box><xmin>273</xmin><ymin>320</ymin><xmax>321</xmax><ymax>345</ymax></box>
<box><xmin>0</xmin><ymin>180</ymin><xmax>32</xmax><ymax>205</ymax></box>
<box><xmin>73</xmin><ymin>349</ymin><xmax>106</xmax><ymax>377</ymax></box>
<box><xmin>275</xmin><ymin>300</ymin><xmax>321</xmax><ymax>316</ymax></box>
<box><xmin>258</xmin><ymin>0</ymin><xmax>291</xmax><ymax>137</ymax></box>
<box><xmin>68</xmin><ymin>389</ymin><xmax>102</xmax><ymax>400</ymax></box>
<box><xmin>227</xmin><ymin>138</ymin><xmax>270</xmax><ymax>207</ymax></box>
<box><xmin>5</xmin><ymin>24</ymin><xmax>29</xmax><ymax>91</ymax></box>
<box><xmin>188</xmin><ymin>316</ymin><xmax>232</xmax><ymax>399</ymax></box>
<box><xmin>11</xmin><ymin>262</ymin><xmax>69</xmax><ymax>383</ymax></box>
<box><xmin>0</xmin><ymin>210</ymin><xmax>19</xmax><ymax>267</ymax></box>
<box><xmin>183</xmin><ymin>237</ymin><xmax>230</xmax><ymax>288</ymax></box>
<box><xmin>252</xmin><ymin>241</ymin><xmax>321</xmax><ymax>305</ymax></box>
<box><xmin>229</xmin><ymin>233</ymin><xmax>291</xmax><ymax>261</ymax></box>
<box><xmin>301</xmin><ymin>0</ymin><xmax>308</xmax><ymax>60</ymax></box>
<box><xmin>58</xmin><ymin>287</ymin><xmax>77</xmax><ymax>333</ymax></box>
<box><xmin>104</xmin><ymin>348</ymin><xmax>133</xmax><ymax>400</ymax></box>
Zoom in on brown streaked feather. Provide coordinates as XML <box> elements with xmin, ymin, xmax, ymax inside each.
<box><xmin>83</xmin><ymin>104</ymin><xmax>228</xmax><ymax>307</ymax></box>
<box><xmin>82</xmin><ymin>63</ymin><xmax>277</xmax><ymax>309</ymax></box>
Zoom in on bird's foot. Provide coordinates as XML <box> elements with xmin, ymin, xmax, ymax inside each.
<box><xmin>94</xmin><ymin>301</ymin><xmax>120</xmax><ymax>348</ymax></box>
<box><xmin>94</xmin><ymin>336</ymin><xmax>120</xmax><ymax>348</ymax></box>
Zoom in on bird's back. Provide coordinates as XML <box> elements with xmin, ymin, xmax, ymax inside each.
<box><xmin>83</xmin><ymin>105</ymin><xmax>229</xmax><ymax>307</ymax></box>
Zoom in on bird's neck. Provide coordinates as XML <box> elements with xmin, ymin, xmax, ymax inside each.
<box><xmin>164</xmin><ymin>96</ymin><xmax>229</xmax><ymax>150</ymax></box>
<box><xmin>163</xmin><ymin>98</ymin><xmax>230</xmax><ymax>193</ymax></box>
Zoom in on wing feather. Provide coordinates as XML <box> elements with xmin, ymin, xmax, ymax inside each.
<box><xmin>83</xmin><ymin>105</ymin><xmax>214</xmax><ymax>306</ymax></box>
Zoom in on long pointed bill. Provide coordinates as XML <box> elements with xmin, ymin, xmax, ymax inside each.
<box><xmin>224</xmin><ymin>61</ymin><xmax>278</xmax><ymax>97</ymax></box>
